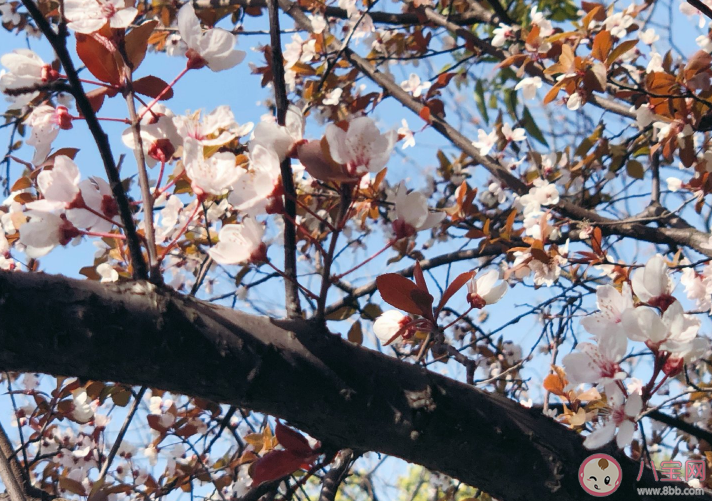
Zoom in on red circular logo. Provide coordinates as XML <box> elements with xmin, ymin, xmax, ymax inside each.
<box><xmin>579</xmin><ymin>453</ymin><xmax>622</xmax><ymax>497</ymax></box>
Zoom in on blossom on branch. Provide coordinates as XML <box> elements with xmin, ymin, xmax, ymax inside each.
<box><xmin>209</xmin><ymin>218</ymin><xmax>267</xmax><ymax>265</ymax></box>
<box><xmin>177</xmin><ymin>3</ymin><xmax>246</xmax><ymax>71</ymax></box>
<box><xmin>466</xmin><ymin>270</ymin><xmax>507</xmax><ymax>309</ymax></box>
<box><xmin>391</xmin><ymin>183</ymin><xmax>445</xmax><ymax>239</ymax></box>
<box><xmin>64</xmin><ymin>0</ymin><xmax>137</xmax><ymax>34</ymax></box>
<box><xmin>183</xmin><ymin>137</ymin><xmax>241</xmax><ymax>197</ymax></box>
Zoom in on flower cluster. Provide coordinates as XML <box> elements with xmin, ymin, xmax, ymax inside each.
<box><xmin>561</xmin><ymin>256</ymin><xmax>710</xmax><ymax>449</ymax></box>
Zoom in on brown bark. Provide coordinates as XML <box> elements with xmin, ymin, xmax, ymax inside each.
<box><xmin>0</xmin><ymin>271</ymin><xmax>705</xmax><ymax>501</ymax></box>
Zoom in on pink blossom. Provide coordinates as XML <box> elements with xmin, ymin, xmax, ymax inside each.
<box><xmin>466</xmin><ymin>270</ymin><xmax>507</xmax><ymax>308</ymax></box>
<box><xmin>183</xmin><ymin>137</ymin><xmax>241</xmax><ymax>197</ymax></box>
<box><xmin>583</xmin><ymin>384</ymin><xmax>642</xmax><ymax>449</ymax></box>
<box><xmin>178</xmin><ymin>3</ymin><xmax>246</xmax><ymax>71</ymax></box>
<box><xmin>64</xmin><ymin>0</ymin><xmax>137</xmax><ymax>34</ymax></box>
<box><xmin>209</xmin><ymin>218</ymin><xmax>267</xmax><ymax>265</ymax></box>
<box><xmin>325</xmin><ymin>116</ymin><xmax>397</xmax><ymax>179</ymax></box>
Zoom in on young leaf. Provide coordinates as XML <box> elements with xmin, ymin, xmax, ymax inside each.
<box><xmin>251</xmin><ymin>450</ymin><xmax>306</xmax><ymax>486</ymax></box>
<box><xmin>125</xmin><ymin>20</ymin><xmax>158</xmax><ymax>70</ymax></box>
<box><xmin>376</xmin><ymin>274</ymin><xmax>433</xmax><ymax>317</ymax></box>
<box><xmin>133</xmin><ymin>75</ymin><xmax>174</xmax><ymax>100</ymax></box>
<box><xmin>436</xmin><ymin>270</ymin><xmax>474</xmax><ymax>313</ymax></box>
<box><xmin>413</xmin><ymin>261</ymin><xmax>428</xmax><ymax>293</ymax></box>
<box><xmin>76</xmin><ymin>33</ymin><xmax>122</xmax><ymax>86</ymax></box>
<box><xmin>275</xmin><ymin>422</ymin><xmax>314</xmax><ymax>457</ymax></box>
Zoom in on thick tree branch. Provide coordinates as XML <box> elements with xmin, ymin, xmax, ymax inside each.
<box><xmin>0</xmin><ymin>271</ymin><xmax>704</xmax><ymax>501</ymax></box>
<box><xmin>19</xmin><ymin>0</ymin><xmax>149</xmax><ymax>279</ymax></box>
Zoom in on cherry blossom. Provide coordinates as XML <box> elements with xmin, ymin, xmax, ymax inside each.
<box><xmin>174</xmin><ymin>105</ymin><xmax>250</xmax><ymax>147</ymax></box>
<box><xmin>19</xmin><ymin>211</ymin><xmax>81</xmax><ymax>258</ymax></box>
<box><xmin>466</xmin><ymin>270</ymin><xmax>507</xmax><ymax>309</ymax></box>
<box><xmin>472</xmin><ymin>129</ymin><xmax>497</xmax><ymax>156</ymax></box>
<box><xmin>697</xmin><ymin>32</ymin><xmax>712</xmax><ymax>52</ymax></box>
<box><xmin>491</xmin><ymin>24</ymin><xmax>514</xmax><ymax>47</ymax></box>
<box><xmin>0</xmin><ymin>230</ymin><xmax>14</xmax><ymax>271</ymax></box>
<box><xmin>64</xmin><ymin>0</ymin><xmax>137</xmax><ymax>34</ymax></box>
<box><xmin>638</xmin><ymin>28</ymin><xmax>660</xmax><ymax>45</ymax></box>
<box><xmin>603</xmin><ymin>10</ymin><xmax>635</xmax><ymax>39</ymax></box>
<box><xmin>284</xmin><ymin>34</ymin><xmax>316</xmax><ymax>67</ymax></box>
<box><xmin>622</xmin><ymin>300</ymin><xmax>701</xmax><ymax>356</ymax></box>
<box><xmin>122</xmin><ymin>104</ymin><xmax>181</xmax><ymax>167</ymax></box>
<box><xmin>324</xmin><ymin>116</ymin><xmax>397</xmax><ymax>179</ymax></box>
<box><xmin>228</xmin><ymin>144</ymin><xmax>283</xmax><ymax>216</ymax></box>
<box><xmin>501</xmin><ymin>123</ymin><xmax>526</xmax><ymax>142</ymax></box>
<box><xmin>514</xmin><ymin>77</ymin><xmax>542</xmax><ymax>100</ymax></box>
<box><xmin>398</xmin><ymin>119</ymin><xmax>415</xmax><ymax>149</ymax></box>
<box><xmin>400</xmin><ymin>73</ymin><xmax>432</xmax><ymax>98</ymax></box>
<box><xmin>0</xmin><ymin>49</ymin><xmax>56</xmax><ymax>109</ymax></box>
<box><xmin>69</xmin><ymin>177</ymin><xmax>119</xmax><ymax>232</ymax></box>
<box><xmin>97</xmin><ymin>263</ymin><xmax>119</xmax><ymax>282</ymax></box>
<box><xmin>567</xmin><ymin>92</ymin><xmax>582</xmax><ymax>111</ymax></box>
<box><xmin>373</xmin><ymin>310</ymin><xmax>410</xmax><ymax>345</ymax></box>
<box><xmin>391</xmin><ymin>183</ymin><xmax>445</xmax><ymax>239</ymax></box>
<box><xmin>323</xmin><ymin>88</ymin><xmax>343</xmax><ymax>106</ymax></box>
<box><xmin>26</xmin><ymin>155</ymin><xmax>81</xmax><ymax>212</ymax></box>
<box><xmin>563</xmin><ymin>334</ymin><xmax>627</xmax><ymax>385</ymax></box>
<box><xmin>583</xmin><ymin>384</ymin><xmax>642</xmax><ymax>449</ymax></box>
<box><xmin>71</xmin><ymin>388</ymin><xmax>94</xmax><ymax>423</ymax></box>
<box><xmin>480</xmin><ymin>182</ymin><xmax>507</xmax><ymax>207</ymax></box>
<box><xmin>209</xmin><ymin>218</ymin><xmax>267</xmax><ymax>265</ymax></box>
<box><xmin>249</xmin><ymin>105</ymin><xmax>304</xmax><ymax>162</ymax></box>
<box><xmin>178</xmin><ymin>3</ymin><xmax>246</xmax><ymax>71</ymax></box>
<box><xmin>580</xmin><ymin>284</ymin><xmax>634</xmax><ymax>339</ymax></box>
<box><xmin>630</xmin><ymin>254</ymin><xmax>675</xmax><ymax>307</ymax></box>
<box><xmin>518</xmin><ymin>178</ymin><xmax>560</xmax><ymax>215</ymax></box>
<box><xmin>183</xmin><ymin>137</ymin><xmax>240</xmax><ymax>197</ymax></box>
<box><xmin>529</xmin><ymin>7</ymin><xmax>553</xmax><ymax>37</ymax></box>
<box><xmin>25</xmin><ymin>105</ymin><xmax>73</xmax><ymax>164</ymax></box>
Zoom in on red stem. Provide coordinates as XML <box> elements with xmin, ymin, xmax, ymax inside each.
<box><xmin>138</xmin><ymin>66</ymin><xmax>190</xmax><ymax>121</ymax></box>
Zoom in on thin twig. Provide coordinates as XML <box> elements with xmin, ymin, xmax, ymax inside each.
<box><xmin>267</xmin><ymin>0</ymin><xmax>302</xmax><ymax>318</ymax></box>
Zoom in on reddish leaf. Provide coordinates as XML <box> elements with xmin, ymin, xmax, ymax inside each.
<box><xmin>251</xmin><ymin>450</ymin><xmax>307</xmax><ymax>486</ymax></box>
<box><xmin>412</xmin><ymin>261</ymin><xmax>428</xmax><ymax>293</ymax></box>
<box><xmin>275</xmin><ymin>423</ymin><xmax>313</xmax><ymax>457</ymax></box>
<box><xmin>133</xmin><ymin>75</ymin><xmax>174</xmax><ymax>100</ymax></box>
<box><xmin>125</xmin><ymin>20</ymin><xmax>158</xmax><ymax>70</ymax></box>
<box><xmin>76</xmin><ymin>33</ymin><xmax>122</xmax><ymax>85</ymax></box>
<box><xmin>84</xmin><ymin>87</ymin><xmax>109</xmax><ymax>114</ymax></box>
<box><xmin>591</xmin><ymin>30</ymin><xmax>612</xmax><ymax>63</ymax></box>
<box><xmin>436</xmin><ymin>270</ymin><xmax>475</xmax><ymax>313</ymax></box>
<box><xmin>419</xmin><ymin>106</ymin><xmax>431</xmax><ymax>123</ymax></box>
<box><xmin>147</xmin><ymin>414</ymin><xmax>167</xmax><ymax>432</ymax></box>
<box><xmin>376</xmin><ymin>274</ymin><xmax>433</xmax><ymax>317</ymax></box>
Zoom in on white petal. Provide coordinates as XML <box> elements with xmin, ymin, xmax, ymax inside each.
<box><xmin>583</xmin><ymin>421</ymin><xmax>616</xmax><ymax>449</ymax></box>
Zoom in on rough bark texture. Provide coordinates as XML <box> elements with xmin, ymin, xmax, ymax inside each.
<box><xmin>0</xmin><ymin>271</ymin><xmax>705</xmax><ymax>501</ymax></box>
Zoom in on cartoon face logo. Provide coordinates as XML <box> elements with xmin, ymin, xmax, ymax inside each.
<box><xmin>579</xmin><ymin>454</ymin><xmax>622</xmax><ymax>497</ymax></box>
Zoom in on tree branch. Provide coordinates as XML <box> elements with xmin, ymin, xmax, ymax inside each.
<box><xmin>267</xmin><ymin>0</ymin><xmax>302</xmax><ymax>318</ymax></box>
<box><xmin>318</xmin><ymin>449</ymin><xmax>353</xmax><ymax>501</ymax></box>
<box><xmin>0</xmin><ymin>270</ymin><xmax>703</xmax><ymax>501</ymax></box>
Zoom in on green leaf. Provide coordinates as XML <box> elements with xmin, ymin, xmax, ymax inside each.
<box><xmin>475</xmin><ymin>80</ymin><xmax>489</xmax><ymax>125</ymax></box>
<box><xmin>521</xmin><ymin>107</ymin><xmax>549</xmax><ymax>147</ymax></box>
